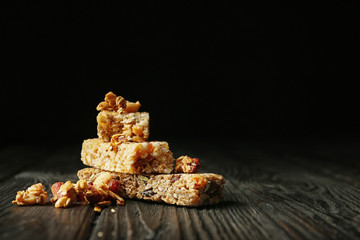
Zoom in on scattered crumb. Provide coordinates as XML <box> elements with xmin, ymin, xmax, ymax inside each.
<box><xmin>97</xmin><ymin>231</ymin><xmax>103</xmax><ymax>237</ymax></box>
<box><xmin>111</xmin><ymin>208</ymin><xmax>116</xmax><ymax>213</ymax></box>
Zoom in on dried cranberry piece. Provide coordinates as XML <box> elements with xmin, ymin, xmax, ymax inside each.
<box><xmin>108</xmin><ymin>179</ymin><xmax>120</xmax><ymax>194</ymax></box>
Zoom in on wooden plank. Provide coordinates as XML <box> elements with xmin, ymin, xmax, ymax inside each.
<box><xmin>89</xmin><ymin>201</ymin><xmax>182</xmax><ymax>240</ymax></box>
<box><xmin>0</xmin><ymin>203</ymin><xmax>94</xmax><ymax>240</ymax></box>
<box><xmin>0</xmin><ymin>144</ymin><xmax>95</xmax><ymax>240</ymax></box>
<box><xmin>223</xmin><ymin>142</ymin><xmax>360</xmax><ymax>239</ymax></box>
<box><xmin>0</xmin><ymin>173</ymin><xmax>96</xmax><ymax>240</ymax></box>
<box><xmin>1</xmin><ymin>141</ymin><xmax>360</xmax><ymax>239</ymax></box>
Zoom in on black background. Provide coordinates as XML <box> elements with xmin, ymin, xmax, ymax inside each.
<box><xmin>1</xmin><ymin>4</ymin><xmax>359</xmax><ymax>146</ymax></box>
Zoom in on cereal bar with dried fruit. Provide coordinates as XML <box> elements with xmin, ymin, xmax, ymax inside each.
<box><xmin>77</xmin><ymin>167</ymin><xmax>225</xmax><ymax>207</ymax></box>
<box><xmin>174</xmin><ymin>156</ymin><xmax>201</xmax><ymax>173</ymax></box>
<box><xmin>49</xmin><ymin>176</ymin><xmax>125</xmax><ymax>212</ymax></box>
<box><xmin>81</xmin><ymin>138</ymin><xmax>174</xmax><ymax>174</ymax></box>
<box><xmin>97</xmin><ymin>111</ymin><xmax>149</xmax><ymax>142</ymax></box>
<box><xmin>12</xmin><ymin>183</ymin><xmax>48</xmax><ymax>206</ymax></box>
<box><xmin>50</xmin><ymin>181</ymin><xmax>77</xmax><ymax>208</ymax></box>
<box><xmin>96</xmin><ymin>91</ymin><xmax>149</xmax><ymax>142</ymax></box>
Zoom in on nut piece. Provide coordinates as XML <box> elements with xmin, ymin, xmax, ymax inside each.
<box><xmin>96</xmin><ymin>101</ymin><xmax>110</xmax><ymax>111</ymax></box>
<box><xmin>109</xmin><ymin>190</ymin><xmax>125</xmax><ymax>205</ymax></box>
<box><xmin>55</xmin><ymin>196</ymin><xmax>71</xmax><ymax>208</ymax></box>
<box><xmin>74</xmin><ymin>179</ymin><xmax>88</xmax><ymax>201</ymax></box>
<box><xmin>110</xmin><ymin>134</ymin><xmax>127</xmax><ymax>152</ymax></box>
<box><xmin>94</xmin><ymin>205</ymin><xmax>102</xmax><ymax>212</ymax></box>
<box><xmin>75</xmin><ymin>179</ymin><xmax>88</xmax><ymax>192</ymax></box>
<box><xmin>174</xmin><ymin>156</ymin><xmax>201</xmax><ymax>173</ymax></box>
<box><xmin>124</xmin><ymin>101</ymin><xmax>141</xmax><ymax>113</ymax></box>
<box><xmin>105</xmin><ymin>92</ymin><xmax>117</xmax><ymax>106</ymax></box>
<box><xmin>50</xmin><ymin>181</ymin><xmax>77</xmax><ymax>208</ymax></box>
<box><xmin>116</xmin><ymin>96</ymin><xmax>126</xmax><ymax>109</ymax></box>
<box><xmin>93</xmin><ymin>172</ymin><xmax>113</xmax><ymax>189</ymax></box>
<box><xmin>12</xmin><ymin>183</ymin><xmax>48</xmax><ymax>205</ymax></box>
<box><xmin>96</xmin><ymin>91</ymin><xmax>141</xmax><ymax>113</ymax></box>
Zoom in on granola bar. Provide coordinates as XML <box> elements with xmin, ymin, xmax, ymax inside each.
<box><xmin>12</xmin><ymin>183</ymin><xmax>48</xmax><ymax>206</ymax></box>
<box><xmin>77</xmin><ymin>167</ymin><xmax>225</xmax><ymax>207</ymax></box>
<box><xmin>97</xmin><ymin>111</ymin><xmax>149</xmax><ymax>142</ymax></box>
<box><xmin>174</xmin><ymin>156</ymin><xmax>201</xmax><ymax>173</ymax></box>
<box><xmin>50</xmin><ymin>181</ymin><xmax>77</xmax><ymax>208</ymax></box>
<box><xmin>81</xmin><ymin>138</ymin><xmax>174</xmax><ymax>174</ymax></box>
<box><xmin>95</xmin><ymin>91</ymin><xmax>149</xmax><ymax>142</ymax></box>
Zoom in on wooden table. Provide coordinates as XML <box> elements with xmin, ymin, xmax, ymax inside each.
<box><xmin>1</xmin><ymin>140</ymin><xmax>360</xmax><ymax>240</ymax></box>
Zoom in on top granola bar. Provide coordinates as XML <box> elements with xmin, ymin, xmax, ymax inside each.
<box><xmin>96</xmin><ymin>92</ymin><xmax>150</xmax><ymax>142</ymax></box>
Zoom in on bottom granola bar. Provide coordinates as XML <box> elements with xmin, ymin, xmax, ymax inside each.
<box><xmin>77</xmin><ymin>167</ymin><xmax>225</xmax><ymax>207</ymax></box>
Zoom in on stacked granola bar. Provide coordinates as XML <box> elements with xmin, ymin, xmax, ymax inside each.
<box><xmin>79</xmin><ymin>92</ymin><xmax>225</xmax><ymax>207</ymax></box>
<box><xmin>12</xmin><ymin>92</ymin><xmax>225</xmax><ymax>210</ymax></box>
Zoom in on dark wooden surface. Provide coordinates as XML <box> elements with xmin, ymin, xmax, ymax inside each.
<box><xmin>1</xmin><ymin>139</ymin><xmax>360</xmax><ymax>240</ymax></box>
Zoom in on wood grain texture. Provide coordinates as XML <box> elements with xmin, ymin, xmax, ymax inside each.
<box><xmin>1</xmin><ymin>140</ymin><xmax>360</xmax><ymax>240</ymax></box>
